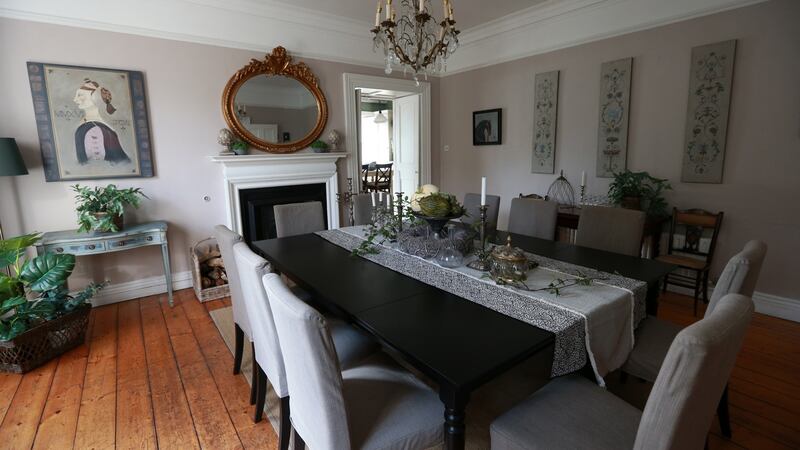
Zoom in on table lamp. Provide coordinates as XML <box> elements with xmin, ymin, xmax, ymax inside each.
<box><xmin>0</xmin><ymin>138</ymin><xmax>29</xmax><ymax>243</ymax></box>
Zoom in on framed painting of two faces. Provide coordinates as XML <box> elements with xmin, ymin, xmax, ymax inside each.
<box><xmin>27</xmin><ymin>62</ymin><xmax>154</xmax><ymax>181</ymax></box>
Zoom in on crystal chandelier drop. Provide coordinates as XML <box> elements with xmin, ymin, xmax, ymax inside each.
<box><xmin>371</xmin><ymin>0</ymin><xmax>459</xmax><ymax>83</ymax></box>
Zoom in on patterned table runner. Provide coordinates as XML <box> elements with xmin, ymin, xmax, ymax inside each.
<box><xmin>317</xmin><ymin>227</ymin><xmax>647</xmax><ymax>384</ymax></box>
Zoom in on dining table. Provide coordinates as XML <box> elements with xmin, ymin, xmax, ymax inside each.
<box><xmin>252</xmin><ymin>229</ymin><xmax>675</xmax><ymax>450</ymax></box>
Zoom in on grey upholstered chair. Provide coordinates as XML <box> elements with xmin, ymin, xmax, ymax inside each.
<box><xmin>212</xmin><ymin>225</ymin><xmax>253</xmax><ymax>394</ymax></box>
<box><xmin>575</xmin><ymin>205</ymin><xmax>646</xmax><ymax>257</ymax></box>
<box><xmin>352</xmin><ymin>193</ymin><xmax>373</xmax><ymax>226</ymax></box>
<box><xmin>462</xmin><ymin>192</ymin><xmax>501</xmax><ymax>229</ymax></box>
<box><xmin>621</xmin><ymin>239</ymin><xmax>767</xmax><ymax>437</ymax></box>
<box><xmin>507</xmin><ymin>198</ymin><xmax>559</xmax><ymax>240</ymax></box>
<box><xmin>273</xmin><ymin>201</ymin><xmax>325</xmax><ymax>238</ymax></box>
<box><xmin>263</xmin><ymin>272</ymin><xmax>444</xmax><ymax>450</ymax></box>
<box><xmin>491</xmin><ymin>293</ymin><xmax>754</xmax><ymax>450</ymax></box>
<box><xmin>233</xmin><ymin>243</ymin><xmax>377</xmax><ymax>447</ymax></box>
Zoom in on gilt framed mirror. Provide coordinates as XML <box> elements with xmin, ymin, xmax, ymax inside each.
<box><xmin>222</xmin><ymin>46</ymin><xmax>328</xmax><ymax>153</ymax></box>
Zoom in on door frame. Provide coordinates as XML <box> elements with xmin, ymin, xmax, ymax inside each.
<box><xmin>343</xmin><ymin>73</ymin><xmax>431</xmax><ymax>193</ymax></box>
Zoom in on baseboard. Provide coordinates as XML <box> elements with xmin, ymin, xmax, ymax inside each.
<box><xmin>665</xmin><ymin>285</ymin><xmax>800</xmax><ymax>323</ymax></box>
<box><xmin>88</xmin><ymin>271</ymin><xmax>194</xmax><ymax>307</ymax></box>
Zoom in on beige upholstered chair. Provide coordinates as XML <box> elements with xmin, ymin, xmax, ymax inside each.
<box><xmin>491</xmin><ymin>293</ymin><xmax>754</xmax><ymax>450</ymax></box>
<box><xmin>233</xmin><ymin>244</ymin><xmax>377</xmax><ymax>448</ymax></box>
<box><xmin>351</xmin><ymin>193</ymin><xmax>373</xmax><ymax>226</ymax></box>
<box><xmin>462</xmin><ymin>193</ymin><xmax>501</xmax><ymax>229</ymax></box>
<box><xmin>507</xmin><ymin>198</ymin><xmax>559</xmax><ymax>240</ymax></box>
<box><xmin>621</xmin><ymin>239</ymin><xmax>767</xmax><ymax>437</ymax></box>
<box><xmin>273</xmin><ymin>201</ymin><xmax>325</xmax><ymax>238</ymax></box>
<box><xmin>263</xmin><ymin>273</ymin><xmax>443</xmax><ymax>450</ymax></box>
<box><xmin>575</xmin><ymin>205</ymin><xmax>646</xmax><ymax>257</ymax></box>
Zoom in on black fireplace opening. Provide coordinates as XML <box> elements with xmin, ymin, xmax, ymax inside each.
<box><xmin>239</xmin><ymin>183</ymin><xmax>327</xmax><ymax>242</ymax></box>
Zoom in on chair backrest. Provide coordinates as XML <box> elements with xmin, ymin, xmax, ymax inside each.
<box><xmin>352</xmin><ymin>192</ymin><xmax>391</xmax><ymax>226</ymax></box>
<box><xmin>212</xmin><ymin>225</ymin><xmax>250</xmax><ymax>338</ymax></box>
<box><xmin>519</xmin><ymin>193</ymin><xmax>544</xmax><ymax>200</ymax></box>
<box><xmin>462</xmin><ymin>193</ymin><xmax>501</xmax><ymax>228</ymax></box>
<box><xmin>262</xmin><ymin>273</ymin><xmax>351</xmax><ymax>450</ymax></box>
<box><xmin>273</xmin><ymin>201</ymin><xmax>326</xmax><ymax>238</ymax></box>
<box><xmin>232</xmin><ymin>243</ymin><xmax>288</xmax><ymax>397</ymax></box>
<box><xmin>575</xmin><ymin>205</ymin><xmax>645</xmax><ymax>257</ymax></box>
<box><xmin>634</xmin><ymin>293</ymin><xmax>753</xmax><ymax>450</ymax></box>
<box><xmin>706</xmin><ymin>240</ymin><xmax>768</xmax><ymax>317</ymax></box>
<box><xmin>667</xmin><ymin>208</ymin><xmax>724</xmax><ymax>260</ymax></box>
<box><xmin>507</xmin><ymin>198</ymin><xmax>559</xmax><ymax>240</ymax></box>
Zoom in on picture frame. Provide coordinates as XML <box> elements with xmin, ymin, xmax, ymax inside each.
<box><xmin>27</xmin><ymin>62</ymin><xmax>155</xmax><ymax>182</ymax></box>
<box><xmin>473</xmin><ymin>108</ymin><xmax>502</xmax><ymax>145</ymax></box>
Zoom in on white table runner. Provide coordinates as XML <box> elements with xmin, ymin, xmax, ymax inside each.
<box><xmin>317</xmin><ymin>226</ymin><xmax>647</xmax><ymax>384</ymax></box>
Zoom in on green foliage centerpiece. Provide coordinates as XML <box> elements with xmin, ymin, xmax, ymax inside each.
<box><xmin>410</xmin><ymin>185</ymin><xmax>466</xmax><ymax>238</ymax></box>
<box><xmin>607</xmin><ymin>170</ymin><xmax>671</xmax><ymax>218</ymax></box>
<box><xmin>72</xmin><ymin>184</ymin><xmax>148</xmax><ymax>233</ymax></box>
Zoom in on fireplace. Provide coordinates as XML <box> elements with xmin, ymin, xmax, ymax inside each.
<box><xmin>239</xmin><ymin>183</ymin><xmax>327</xmax><ymax>242</ymax></box>
<box><xmin>210</xmin><ymin>152</ymin><xmax>346</xmax><ymax>240</ymax></box>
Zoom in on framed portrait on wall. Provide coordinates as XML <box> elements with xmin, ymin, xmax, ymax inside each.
<box><xmin>26</xmin><ymin>62</ymin><xmax>154</xmax><ymax>181</ymax></box>
<box><xmin>473</xmin><ymin>108</ymin><xmax>502</xmax><ymax>145</ymax></box>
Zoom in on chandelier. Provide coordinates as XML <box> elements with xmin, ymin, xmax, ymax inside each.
<box><xmin>371</xmin><ymin>0</ymin><xmax>459</xmax><ymax>83</ymax></box>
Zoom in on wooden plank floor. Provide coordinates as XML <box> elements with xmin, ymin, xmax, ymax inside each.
<box><xmin>0</xmin><ymin>289</ymin><xmax>796</xmax><ymax>449</ymax></box>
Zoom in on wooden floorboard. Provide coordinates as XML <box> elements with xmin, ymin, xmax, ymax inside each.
<box><xmin>0</xmin><ymin>288</ymin><xmax>795</xmax><ymax>449</ymax></box>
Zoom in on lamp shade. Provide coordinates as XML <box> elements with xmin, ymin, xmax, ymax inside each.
<box><xmin>0</xmin><ymin>138</ymin><xmax>28</xmax><ymax>176</ymax></box>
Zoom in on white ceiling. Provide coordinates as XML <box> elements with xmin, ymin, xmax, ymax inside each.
<box><xmin>0</xmin><ymin>0</ymin><xmax>767</xmax><ymax>74</ymax></box>
<box><xmin>282</xmin><ymin>0</ymin><xmax>550</xmax><ymax>30</ymax></box>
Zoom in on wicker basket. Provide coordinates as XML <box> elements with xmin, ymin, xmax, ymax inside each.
<box><xmin>0</xmin><ymin>304</ymin><xmax>91</xmax><ymax>374</ymax></box>
<box><xmin>191</xmin><ymin>237</ymin><xmax>230</xmax><ymax>302</ymax></box>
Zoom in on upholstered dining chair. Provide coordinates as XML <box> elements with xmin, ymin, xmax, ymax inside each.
<box><xmin>491</xmin><ymin>293</ymin><xmax>754</xmax><ymax>450</ymax></box>
<box><xmin>621</xmin><ymin>239</ymin><xmax>767</xmax><ymax>437</ymax></box>
<box><xmin>212</xmin><ymin>225</ymin><xmax>254</xmax><ymax>399</ymax></box>
<box><xmin>507</xmin><ymin>198</ymin><xmax>559</xmax><ymax>240</ymax></box>
<box><xmin>352</xmin><ymin>192</ymin><xmax>392</xmax><ymax>226</ymax></box>
<box><xmin>575</xmin><ymin>205</ymin><xmax>645</xmax><ymax>257</ymax></box>
<box><xmin>233</xmin><ymin>244</ymin><xmax>378</xmax><ymax>448</ymax></box>
<box><xmin>263</xmin><ymin>272</ymin><xmax>444</xmax><ymax>450</ymax></box>
<box><xmin>462</xmin><ymin>193</ymin><xmax>501</xmax><ymax>229</ymax></box>
<box><xmin>273</xmin><ymin>201</ymin><xmax>325</xmax><ymax>238</ymax></box>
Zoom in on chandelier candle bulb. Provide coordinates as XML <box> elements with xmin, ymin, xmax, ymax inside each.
<box><xmin>372</xmin><ymin>192</ymin><xmax>377</xmax><ymax>207</ymax></box>
<box><xmin>419</xmin><ymin>0</ymin><xmax>424</xmax><ymax>13</ymax></box>
<box><xmin>481</xmin><ymin>177</ymin><xmax>487</xmax><ymax>206</ymax></box>
<box><xmin>581</xmin><ymin>171</ymin><xmax>587</xmax><ymax>188</ymax></box>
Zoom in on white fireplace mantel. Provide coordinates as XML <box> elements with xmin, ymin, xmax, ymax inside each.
<box><xmin>210</xmin><ymin>152</ymin><xmax>347</xmax><ymax>234</ymax></box>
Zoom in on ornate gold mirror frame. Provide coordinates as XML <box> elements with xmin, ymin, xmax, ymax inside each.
<box><xmin>222</xmin><ymin>46</ymin><xmax>329</xmax><ymax>153</ymax></box>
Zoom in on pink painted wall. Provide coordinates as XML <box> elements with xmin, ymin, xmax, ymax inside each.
<box><xmin>438</xmin><ymin>0</ymin><xmax>800</xmax><ymax>299</ymax></box>
<box><xmin>0</xmin><ymin>17</ymin><xmax>440</xmax><ymax>288</ymax></box>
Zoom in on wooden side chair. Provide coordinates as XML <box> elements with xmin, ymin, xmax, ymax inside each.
<box><xmin>657</xmin><ymin>208</ymin><xmax>724</xmax><ymax>316</ymax></box>
<box><xmin>361</xmin><ymin>162</ymin><xmax>393</xmax><ymax>192</ymax></box>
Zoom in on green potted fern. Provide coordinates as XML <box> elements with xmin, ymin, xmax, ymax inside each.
<box><xmin>72</xmin><ymin>184</ymin><xmax>147</xmax><ymax>233</ymax></box>
<box><xmin>0</xmin><ymin>233</ymin><xmax>104</xmax><ymax>372</ymax></box>
<box><xmin>608</xmin><ymin>170</ymin><xmax>672</xmax><ymax>218</ymax></box>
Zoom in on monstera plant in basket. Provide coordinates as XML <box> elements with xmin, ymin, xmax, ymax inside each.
<box><xmin>0</xmin><ymin>233</ymin><xmax>104</xmax><ymax>373</ymax></box>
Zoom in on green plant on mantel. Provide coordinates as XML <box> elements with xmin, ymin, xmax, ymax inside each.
<box><xmin>608</xmin><ymin>170</ymin><xmax>672</xmax><ymax>218</ymax></box>
<box><xmin>0</xmin><ymin>233</ymin><xmax>104</xmax><ymax>340</ymax></box>
<box><xmin>72</xmin><ymin>184</ymin><xmax>147</xmax><ymax>233</ymax></box>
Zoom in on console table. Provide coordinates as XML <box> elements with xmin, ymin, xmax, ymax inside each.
<box><xmin>36</xmin><ymin>221</ymin><xmax>173</xmax><ymax>306</ymax></box>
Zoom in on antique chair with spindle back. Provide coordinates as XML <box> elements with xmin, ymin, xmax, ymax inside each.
<box><xmin>361</xmin><ymin>162</ymin><xmax>393</xmax><ymax>193</ymax></box>
<box><xmin>657</xmin><ymin>208</ymin><xmax>724</xmax><ymax>316</ymax></box>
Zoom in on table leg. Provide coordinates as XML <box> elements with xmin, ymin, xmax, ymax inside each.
<box><xmin>161</xmin><ymin>242</ymin><xmax>174</xmax><ymax>307</ymax></box>
<box><xmin>440</xmin><ymin>387</ymin><xmax>469</xmax><ymax>450</ymax></box>
<box><xmin>646</xmin><ymin>280</ymin><xmax>661</xmax><ymax>316</ymax></box>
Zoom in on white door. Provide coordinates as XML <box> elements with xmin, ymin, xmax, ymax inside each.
<box><xmin>392</xmin><ymin>94</ymin><xmax>420</xmax><ymax>194</ymax></box>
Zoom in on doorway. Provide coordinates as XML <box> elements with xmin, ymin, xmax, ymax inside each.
<box><xmin>343</xmin><ymin>73</ymin><xmax>431</xmax><ymax>195</ymax></box>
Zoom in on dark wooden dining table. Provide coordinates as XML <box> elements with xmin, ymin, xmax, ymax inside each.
<box><xmin>252</xmin><ymin>230</ymin><xmax>675</xmax><ymax>450</ymax></box>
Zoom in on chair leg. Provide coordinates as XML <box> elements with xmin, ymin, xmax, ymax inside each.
<box><xmin>250</xmin><ymin>342</ymin><xmax>258</xmax><ymax>405</ymax></box>
<box><xmin>293</xmin><ymin>427</ymin><xmax>306</xmax><ymax>450</ymax></box>
<box><xmin>702</xmin><ymin>270</ymin><xmax>710</xmax><ymax>305</ymax></box>
<box><xmin>279</xmin><ymin>396</ymin><xmax>291</xmax><ymax>450</ymax></box>
<box><xmin>233</xmin><ymin>324</ymin><xmax>244</xmax><ymax>375</ymax></box>
<box><xmin>693</xmin><ymin>271</ymin><xmax>702</xmax><ymax>317</ymax></box>
<box><xmin>254</xmin><ymin>365</ymin><xmax>267</xmax><ymax>423</ymax></box>
<box><xmin>619</xmin><ymin>370</ymin><xmax>629</xmax><ymax>384</ymax></box>
<box><xmin>662</xmin><ymin>274</ymin><xmax>669</xmax><ymax>293</ymax></box>
<box><xmin>718</xmin><ymin>385</ymin><xmax>732</xmax><ymax>438</ymax></box>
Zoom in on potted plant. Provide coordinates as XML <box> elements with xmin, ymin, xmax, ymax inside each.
<box><xmin>310</xmin><ymin>140</ymin><xmax>329</xmax><ymax>153</ymax></box>
<box><xmin>231</xmin><ymin>140</ymin><xmax>249</xmax><ymax>155</ymax></box>
<box><xmin>0</xmin><ymin>233</ymin><xmax>104</xmax><ymax>373</ymax></box>
<box><xmin>608</xmin><ymin>170</ymin><xmax>672</xmax><ymax>218</ymax></box>
<box><xmin>72</xmin><ymin>184</ymin><xmax>147</xmax><ymax>233</ymax></box>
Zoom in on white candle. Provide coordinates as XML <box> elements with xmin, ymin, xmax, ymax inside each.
<box><xmin>480</xmin><ymin>177</ymin><xmax>487</xmax><ymax>206</ymax></box>
<box><xmin>375</xmin><ymin>11</ymin><xmax>380</xmax><ymax>26</ymax></box>
<box><xmin>442</xmin><ymin>0</ymin><xmax>448</xmax><ymax>18</ymax></box>
<box><xmin>378</xmin><ymin>191</ymin><xmax>383</xmax><ymax>202</ymax></box>
<box><xmin>419</xmin><ymin>0</ymin><xmax>424</xmax><ymax>14</ymax></box>
<box><xmin>581</xmin><ymin>171</ymin><xmax>586</xmax><ymax>188</ymax></box>
<box><xmin>448</xmin><ymin>3</ymin><xmax>453</xmax><ymax>19</ymax></box>
<box><xmin>371</xmin><ymin>192</ymin><xmax>377</xmax><ymax>207</ymax></box>
<box><xmin>386</xmin><ymin>0</ymin><xmax>392</xmax><ymax>19</ymax></box>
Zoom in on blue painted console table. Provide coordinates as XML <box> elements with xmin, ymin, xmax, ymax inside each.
<box><xmin>36</xmin><ymin>221</ymin><xmax>174</xmax><ymax>306</ymax></box>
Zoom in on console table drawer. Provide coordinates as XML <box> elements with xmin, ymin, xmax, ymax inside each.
<box><xmin>107</xmin><ymin>232</ymin><xmax>163</xmax><ymax>249</ymax></box>
<box><xmin>45</xmin><ymin>241</ymin><xmax>107</xmax><ymax>255</ymax></box>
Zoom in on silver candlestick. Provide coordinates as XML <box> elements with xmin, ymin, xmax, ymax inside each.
<box><xmin>467</xmin><ymin>205</ymin><xmax>491</xmax><ymax>271</ymax></box>
<box><xmin>336</xmin><ymin>177</ymin><xmax>355</xmax><ymax>226</ymax></box>
<box><xmin>579</xmin><ymin>184</ymin><xmax>586</xmax><ymax>206</ymax></box>
<box><xmin>395</xmin><ymin>192</ymin><xmax>404</xmax><ymax>232</ymax></box>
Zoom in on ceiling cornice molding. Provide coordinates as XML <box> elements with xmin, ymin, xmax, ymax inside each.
<box><xmin>0</xmin><ymin>0</ymin><xmax>768</xmax><ymax>75</ymax></box>
<box><xmin>446</xmin><ymin>0</ymin><xmax>769</xmax><ymax>75</ymax></box>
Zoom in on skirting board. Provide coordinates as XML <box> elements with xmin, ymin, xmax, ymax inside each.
<box><xmin>666</xmin><ymin>285</ymin><xmax>800</xmax><ymax>323</ymax></box>
<box><xmin>87</xmin><ymin>271</ymin><xmax>193</xmax><ymax>307</ymax></box>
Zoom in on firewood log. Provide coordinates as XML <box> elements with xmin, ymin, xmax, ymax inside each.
<box><xmin>206</xmin><ymin>257</ymin><xmax>225</xmax><ymax>268</ymax></box>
